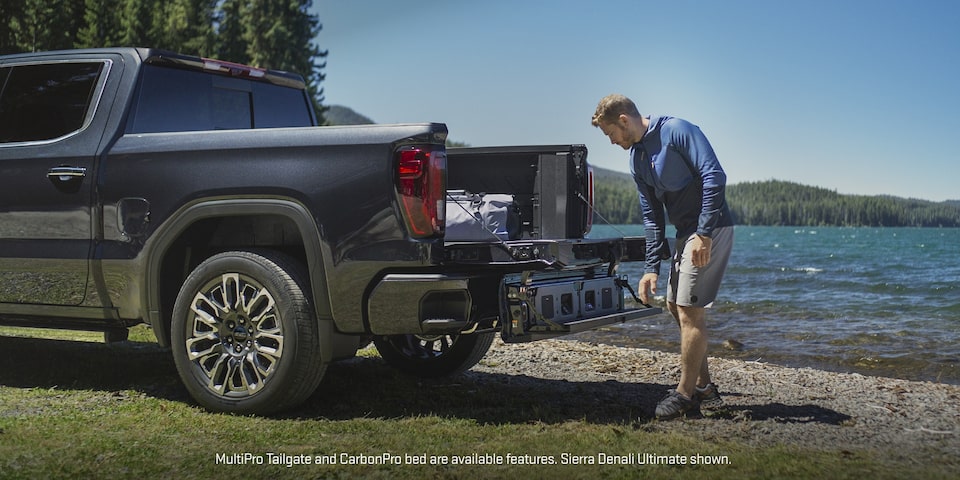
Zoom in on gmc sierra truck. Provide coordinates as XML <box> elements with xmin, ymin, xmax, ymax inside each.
<box><xmin>0</xmin><ymin>47</ymin><xmax>660</xmax><ymax>414</ymax></box>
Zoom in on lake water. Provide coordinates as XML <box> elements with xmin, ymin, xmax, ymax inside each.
<box><xmin>583</xmin><ymin>225</ymin><xmax>960</xmax><ymax>384</ymax></box>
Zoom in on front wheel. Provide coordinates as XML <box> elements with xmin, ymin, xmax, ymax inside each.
<box><xmin>373</xmin><ymin>331</ymin><xmax>495</xmax><ymax>378</ymax></box>
<box><xmin>170</xmin><ymin>250</ymin><xmax>326</xmax><ymax>414</ymax></box>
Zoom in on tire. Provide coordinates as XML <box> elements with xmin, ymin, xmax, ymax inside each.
<box><xmin>170</xmin><ymin>250</ymin><xmax>325</xmax><ymax>414</ymax></box>
<box><xmin>103</xmin><ymin>327</ymin><xmax>129</xmax><ymax>343</ymax></box>
<box><xmin>373</xmin><ymin>331</ymin><xmax>495</xmax><ymax>378</ymax></box>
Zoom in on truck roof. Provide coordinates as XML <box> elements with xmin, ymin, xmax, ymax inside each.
<box><xmin>0</xmin><ymin>47</ymin><xmax>307</xmax><ymax>90</ymax></box>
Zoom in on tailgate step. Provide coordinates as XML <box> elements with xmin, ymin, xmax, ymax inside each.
<box><xmin>503</xmin><ymin>306</ymin><xmax>662</xmax><ymax>343</ymax></box>
<box><xmin>501</xmin><ymin>274</ymin><xmax>662</xmax><ymax>343</ymax></box>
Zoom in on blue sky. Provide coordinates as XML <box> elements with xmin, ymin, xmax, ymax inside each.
<box><xmin>313</xmin><ymin>0</ymin><xmax>959</xmax><ymax>202</ymax></box>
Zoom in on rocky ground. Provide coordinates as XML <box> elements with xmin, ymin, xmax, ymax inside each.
<box><xmin>468</xmin><ymin>338</ymin><xmax>960</xmax><ymax>465</ymax></box>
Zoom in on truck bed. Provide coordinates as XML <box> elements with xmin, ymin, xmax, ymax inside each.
<box><xmin>443</xmin><ymin>145</ymin><xmax>659</xmax><ymax>343</ymax></box>
<box><xmin>446</xmin><ymin>144</ymin><xmax>593</xmax><ymax>240</ymax></box>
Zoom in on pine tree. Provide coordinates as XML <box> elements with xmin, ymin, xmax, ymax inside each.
<box><xmin>118</xmin><ymin>0</ymin><xmax>153</xmax><ymax>47</ymax></box>
<box><xmin>148</xmin><ymin>0</ymin><xmax>216</xmax><ymax>55</ymax></box>
<box><xmin>236</xmin><ymin>0</ymin><xmax>326</xmax><ymax>123</ymax></box>
<box><xmin>76</xmin><ymin>0</ymin><xmax>122</xmax><ymax>48</ymax></box>
<box><xmin>216</xmin><ymin>0</ymin><xmax>249</xmax><ymax>63</ymax></box>
<box><xmin>0</xmin><ymin>0</ymin><xmax>24</xmax><ymax>53</ymax></box>
<box><xmin>1</xmin><ymin>0</ymin><xmax>85</xmax><ymax>53</ymax></box>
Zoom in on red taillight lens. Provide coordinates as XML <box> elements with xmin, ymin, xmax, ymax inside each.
<box><xmin>396</xmin><ymin>147</ymin><xmax>446</xmax><ymax>238</ymax></box>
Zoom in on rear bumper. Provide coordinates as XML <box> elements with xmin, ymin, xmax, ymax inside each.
<box><xmin>367</xmin><ymin>273</ymin><xmax>475</xmax><ymax>335</ymax></box>
<box><xmin>365</xmin><ymin>236</ymin><xmax>657</xmax><ymax>338</ymax></box>
<box><xmin>365</xmin><ymin>269</ymin><xmax>663</xmax><ymax>340</ymax></box>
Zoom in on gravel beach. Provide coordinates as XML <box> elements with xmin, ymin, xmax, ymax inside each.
<box><xmin>469</xmin><ymin>338</ymin><xmax>960</xmax><ymax>466</ymax></box>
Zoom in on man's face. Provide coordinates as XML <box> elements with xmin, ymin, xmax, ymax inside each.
<box><xmin>599</xmin><ymin>117</ymin><xmax>635</xmax><ymax>150</ymax></box>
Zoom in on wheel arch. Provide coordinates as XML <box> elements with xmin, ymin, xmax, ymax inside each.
<box><xmin>144</xmin><ymin>198</ymin><xmax>332</xmax><ymax>348</ymax></box>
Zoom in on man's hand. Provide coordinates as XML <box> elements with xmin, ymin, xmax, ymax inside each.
<box><xmin>638</xmin><ymin>273</ymin><xmax>659</xmax><ymax>305</ymax></box>
<box><xmin>689</xmin><ymin>234</ymin><xmax>713</xmax><ymax>267</ymax></box>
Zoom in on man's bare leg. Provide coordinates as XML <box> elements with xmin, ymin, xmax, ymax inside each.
<box><xmin>670</xmin><ymin>303</ymin><xmax>710</xmax><ymax>398</ymax></box>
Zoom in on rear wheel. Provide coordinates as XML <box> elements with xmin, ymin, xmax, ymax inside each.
<box><xmin>170</xmin><ymin>250</ymin><xmax>325</xmax><ymax>414</ymax></box>
<box><xmin>374</xmin><ymin>331</ymin><xmax>494</xmax><ymax>378</ymax></box>
<box><xmin>103</xmin><ymin>327</ymin><xmax>129</xmax><ymax>343</ymax></box>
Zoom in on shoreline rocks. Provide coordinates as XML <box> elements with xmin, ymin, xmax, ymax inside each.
<box><xmin>471</xmin><ymin>338</ymin><xmax>960</xmax><ymax>462</ymax></box>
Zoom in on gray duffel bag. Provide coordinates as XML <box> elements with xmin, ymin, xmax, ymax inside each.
<box><xmin>445</xmin><ymin>190</ymin><xmax>520</xmax><ymax>241</ymax></box>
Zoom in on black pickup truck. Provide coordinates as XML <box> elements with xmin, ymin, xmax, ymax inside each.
<box><xmin>0</xmin><ymin>47</ymin><xmax>660</xmax><ymax>414</ymax></box>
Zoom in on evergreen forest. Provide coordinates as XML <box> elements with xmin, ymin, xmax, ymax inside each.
<box><xmin>591</xmin><ymin>167</ymin><xmax>960</xmax><ymax>228</ymax></box>
<box><xmin>0</xmin><ymin>0</ymin><xmax>328</xmax><ymax>122</ymax></box>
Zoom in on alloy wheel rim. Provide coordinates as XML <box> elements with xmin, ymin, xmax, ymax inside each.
<box><xmin>395</xmin><ymin>334</ymin><xmax>457</xmax><ymax>360</ymax></box>
<box><xmin>184</xmin><ymin>273</ymin><xmax>284</xmax><ymax>398</ymax></box>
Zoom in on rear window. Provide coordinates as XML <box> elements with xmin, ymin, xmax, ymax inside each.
<box><xmin>0</xmin><ymin>62</ymin><xmax>105</xmax><ymax>143</ymax></box>
<box><xmin>128</xmin><ymin>64</ymin><xmax>314</xmax><ymax>133</ymax></box>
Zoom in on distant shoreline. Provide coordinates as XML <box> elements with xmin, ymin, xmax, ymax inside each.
<box><xmin>590</xmin><ymin>169</ymin><xmax>960</xmax><ymax>227</ymax></box>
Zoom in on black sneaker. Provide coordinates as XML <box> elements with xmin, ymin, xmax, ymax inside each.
<box><xmin>655</xmin><ymin>390</ymin><xmax>697</xmax><ymax>420</ymax></box>
<box><xmin>695</xmin><ymin>383</ymin><xmax>724</xmax><ymax>412</ymax></box>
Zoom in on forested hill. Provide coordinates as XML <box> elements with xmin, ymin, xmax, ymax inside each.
<box><xmin>591</xmin><ymin>167</ymin><xmax>960</xmax><ymax>227</ymax></box>
<box><xmin>324</xmin><ymin>105</ymin><xmax>375</xmax><ymax>125</ymax></box>
<box><xmin>726</xmin><ymin>180</ymin><xmax>959</xmax><ymax>227</ymax></box>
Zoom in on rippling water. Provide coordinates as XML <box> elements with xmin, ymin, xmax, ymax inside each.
<box><xmin>584</xmin><ymin>225</ymin><xmax>960</xmax><ymax>384</ymax></box>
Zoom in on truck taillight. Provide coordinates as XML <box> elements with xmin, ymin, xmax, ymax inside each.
<box><xmin>396</xmin><ymin>146</ymin><xmax>446</xmax><ymax>238</ymax></box>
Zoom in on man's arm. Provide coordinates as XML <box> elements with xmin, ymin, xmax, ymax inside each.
<box><xmin>637</xmin><ymin>183</ymin><xmax>666</xmax><ymax>304</ymax></box>
<box><xmin>638</xmin><ymin>183</ymin><xmax>666</xmax><ymax>275</ymax></box>
<box><xmin>670</xmin><ymin>120</ymin><xmax>728</xmax><ymax>237</ymax></box>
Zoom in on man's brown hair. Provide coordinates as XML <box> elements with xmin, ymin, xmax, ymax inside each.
<box><xmin>592</xmin><ymin>94</ymin><xmax>641</xmax><ymax>127</ymax></box>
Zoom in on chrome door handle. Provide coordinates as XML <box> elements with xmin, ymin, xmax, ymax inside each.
<box><xmin>47</xmin><ymin>166</ymin><xmax>87</xmax><ymax>181</ymax></box>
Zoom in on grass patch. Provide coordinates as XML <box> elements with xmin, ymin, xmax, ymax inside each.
<box><xmin>0</xmin><ymin>324</ymin><xmax>157</xmax><ymax>343</ymax></box>
<box><xmin>0</xmin><ymin>328</ymin><xmax>955</xmax><ymax>479</ymax></box>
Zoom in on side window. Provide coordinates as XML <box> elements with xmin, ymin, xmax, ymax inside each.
<box><xmin>131</xmin><ymin>65</ymin><xmax>252</xmax><ymax>133</ymax></box>
<box><xmin>253</xmin><ymin>83</ymin><xmax>314</xmax><ymax>128</ymax></box>
<box><xmin>0</xmin><ymin>62</ymin><xmax>104</xmax><ymax>143</ymax></box>
<box><xmin>130</xmin><ymin>64</ymin><xmax>314</xmax><ymax>133</ymax></box>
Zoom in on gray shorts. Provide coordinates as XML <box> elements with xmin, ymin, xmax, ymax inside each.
<box><xmin>667</xmin><ymin>226</ymin><xmax>734</xmax><ymax>308</ymax></box>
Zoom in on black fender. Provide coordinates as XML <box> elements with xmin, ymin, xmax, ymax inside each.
<box><xmin>143</xmin><ymin>197</ymin><xmax>334</xmax><ymax>354</ymax></box>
